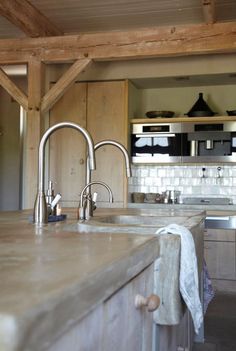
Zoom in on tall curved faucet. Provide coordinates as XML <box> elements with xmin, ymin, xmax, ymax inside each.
<box><xmin>86</xmin><ymin>140</ymin><xmax>132</xmax><ymax>185</ymax></box>
<box><xmin>33</xmin><ymin>121</ymin><xmax>96</xmax><ymax>225</ymax></box>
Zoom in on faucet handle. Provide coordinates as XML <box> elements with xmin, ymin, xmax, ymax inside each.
<box><xmin>92</xmin><ymin>192</ymin><xmax>98</xmax><ymax>211</ymax></box>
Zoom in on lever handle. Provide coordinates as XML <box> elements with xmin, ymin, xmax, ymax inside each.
<box><xmin>135</xmin><ymin>294</ymin><xmax>160</xmax><ymax>312</ymax></box>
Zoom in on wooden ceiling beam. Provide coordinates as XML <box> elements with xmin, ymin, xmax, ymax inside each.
<box><xmin>202</xmin><ymin>0</ymin><xmax>216</xmax><ymax>24</ymax></box>
<box><xmin>0</xmin><ymin>67</ymin><xmax>28</xmax><ymax>110</ymax></box>
<box><xmin>0</xmin><ymin>0</ymin><xmax>63</xmax><ymax>37</ymax></box>
<box><xmin>0</xmin><ymin>21</ymin><xmax>235</xmax><ymax>64</ymax></box>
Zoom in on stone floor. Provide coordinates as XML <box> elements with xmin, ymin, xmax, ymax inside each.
<box><xmin>193</xmin><ymin>293</ymin><xmax>236</xmax><ymax>351</ymax></box>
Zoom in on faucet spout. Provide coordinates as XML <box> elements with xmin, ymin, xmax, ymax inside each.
<box><xmin>33</xmin><ymin>121</ymin><xmax>96</xmax><ymax>225</ymax></box>
<box><xmin>79</xmin><ymin>181</ymin><xmax>113</xmax><ymax>221</ymax></box>
<box><xmin>86</xmin><ymin>140</ymin><xmax>132</xmax><ymax>185</ymax></box>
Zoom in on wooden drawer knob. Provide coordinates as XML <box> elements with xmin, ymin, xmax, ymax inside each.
<box><xmin>135</xmin><ymin>294</ymin><xmax>160</xmax><ymax>312</ymax></box>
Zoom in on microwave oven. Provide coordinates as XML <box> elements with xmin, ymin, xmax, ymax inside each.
<box><xmin>131</xmin><ymin>123</ymin><xmax>182</xmax><ymax>163</ymax></box>
<box><xmin>131</xmin><ymin>121</ymin><xmax>236</xmax><ymax>163</ymax></box>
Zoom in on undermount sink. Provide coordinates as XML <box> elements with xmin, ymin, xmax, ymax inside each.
<box><xmin>64</xmin><ymin>214</ymin><xmax>191</xmax><ymax>234</ymax></box>
<box><xmin>93</xmin><ymin>215</ymin><xmax>188</xmax><ymax>226</ymax></box>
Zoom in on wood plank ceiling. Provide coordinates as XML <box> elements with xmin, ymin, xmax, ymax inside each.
<box><xmin>0</xmin><ymin>0</ymin><xmax>235</xmax><ymax>39</ymax></box>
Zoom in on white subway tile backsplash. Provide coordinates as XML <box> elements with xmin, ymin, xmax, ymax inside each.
<box><xmin>130</xmin><ymin>164</ymin><xmax>236</xmax><ymax>203</ymax></box>
<box><xmin>149</xmin><ymin>168</ymin><xmax>158</xmax><ymax>177</ymax></box>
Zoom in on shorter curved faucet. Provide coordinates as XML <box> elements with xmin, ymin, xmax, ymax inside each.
<box><xmin>33</xmin><ymin>122</ymin><xmax>96</xmax><ymax>225</ymax></box>
<box><xmin>86</xmin><ymin>140</ymin><xmax>131</xmax><ymax>185</ymax></box>
<box><xmin>84</xmin><ymin>140</ymin><xmax>131</xmax><ymax>219</ymax></box>
<box><xmin>78</xmin><ymin>181</ymin><xmax>113</xmax><ymax>221</ymax></box>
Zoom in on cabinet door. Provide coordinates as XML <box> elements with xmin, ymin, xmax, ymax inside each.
<box><xmin>49</xmin><ymin>82</ymin><xmax>87</xmax><ymax>206</ymax></box>
<box><xmin>86</xmin><ymin>81</ymin><xmax>128</xmax><ymax>207</ymax></box>
<box><xmin>204</xmin><ymin>241</ymin><xmax>236</xmax><ymax>280</ymax></box>
<box><xmin>102</xmin><ymin>264</ymin><xmax>154</xmax><ymax>351</ymax></box>
<box><xmin>47</xmin><ymin>264</ymin><xmax>155</xmax><ymax>351</ymax></box>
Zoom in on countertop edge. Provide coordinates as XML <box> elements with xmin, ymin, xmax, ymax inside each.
<box><xmin>8</xmin><ymin>236</ymin><xmax>159</xmax><ymax>351</ymax></box>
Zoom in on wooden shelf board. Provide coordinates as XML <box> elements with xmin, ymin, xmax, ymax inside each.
<box><xmin>130</xmin><ymin>116</ymin><xmax>236</xmax><ymax>123</ymax></box>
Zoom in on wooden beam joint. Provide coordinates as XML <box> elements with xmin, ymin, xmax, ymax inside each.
<box><xmin>202</xmin><ymin>0</ymin><xmax>216</xmax><ymax>24</ymax></box>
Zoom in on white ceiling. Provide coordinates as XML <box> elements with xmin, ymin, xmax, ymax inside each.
<box><xmin>0</xmin><ymin>0</ymin><xmax>235</xmax><ymax>39</ymax></box>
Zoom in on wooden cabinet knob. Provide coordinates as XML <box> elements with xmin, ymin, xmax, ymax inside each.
<box><xmin>135</xmin><ymin>294</ymin><xmax>160</xmax><ymax>312</ymax></box>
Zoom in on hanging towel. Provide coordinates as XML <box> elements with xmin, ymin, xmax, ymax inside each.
<box><xmin>203</xmin><ymin>259</ymin><xmax>215</xmax><ymax>314</ymax></box>
<box><xmin>156</xmin><ymin>224</ymin><xmax>203</xmax><ymax>334</ymax></box>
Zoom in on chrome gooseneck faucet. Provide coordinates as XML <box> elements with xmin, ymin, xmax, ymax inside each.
<box><xmin>84</xmin><ymin>140</ymin><xmax>132</xmax><ymax>218</ymax></box>
<box><xmin>33</xmin><ymin>122</ymin><xmax>96</xmax><ymax>225</ymax></box>
<box><xmin>86</xmin><ymin>140</ymin><xmax>132</xmax><ymax>185</ymax></box>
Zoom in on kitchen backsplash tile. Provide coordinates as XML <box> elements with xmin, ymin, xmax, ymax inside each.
<box><xmin>128</xmin><ymin>164</ymin><xmax>236</xmax><ymax>204</ymax></box>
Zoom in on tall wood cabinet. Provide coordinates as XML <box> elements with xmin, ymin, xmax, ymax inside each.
<box><xmin>49</xmin><ymin>80</ymin><xmax>128</xmax><ymax>208</ymax></box>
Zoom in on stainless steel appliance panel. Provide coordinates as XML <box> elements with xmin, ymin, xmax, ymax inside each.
<box><xmin>131</xmin><ymin>122</ymin><xmax>182</xmax><ymax>163</ymax></box>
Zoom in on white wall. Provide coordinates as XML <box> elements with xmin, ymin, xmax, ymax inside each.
<box><xmin>137</xmin><ymin>84</ymin><xmax>236</xmax><ymax>117</ymax></box>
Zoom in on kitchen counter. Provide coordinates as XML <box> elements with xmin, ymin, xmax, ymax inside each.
<box><xmin>0</xmin><ymin>208</ymin><xmax>204</xmax><ymax>351</ymax></box>
<box><xmin>128</xmin><ymin>202</ymin><xmax>236</xmax><ymax>213</ymax></box>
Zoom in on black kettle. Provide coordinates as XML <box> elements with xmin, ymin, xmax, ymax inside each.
<box><xmin>186</xmin><ymin>93</ymin><xmax>215</xmax><ymax>117</ymax></box>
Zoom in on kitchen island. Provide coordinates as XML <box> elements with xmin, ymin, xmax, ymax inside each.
<box><xmin>0</xmin><ymin>208</ymin><xmax>205</xmax><ymax>351</ymax></box>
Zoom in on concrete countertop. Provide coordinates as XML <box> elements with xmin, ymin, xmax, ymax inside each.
<box><xmin>128</xmin><ymin>202</ymin><xmax>236</xmax><ymax>213</ymax></box>
<box><xmin>0</xmin><ymin>207</ymin><xmax>204</xmax><ymax>351</ymax></box>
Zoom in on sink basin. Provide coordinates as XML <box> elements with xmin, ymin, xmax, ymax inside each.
<box><xmin>64</xmin><ymin>214</ymin><xmax>191</xmax><ymax>234</ymax></box>
<box><xmin>94</xmin><ymin>215</ymin><xmax>188</xmax><ymax>226</ymax></box>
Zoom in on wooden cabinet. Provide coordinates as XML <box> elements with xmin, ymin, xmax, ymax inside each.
<box><xmin>204</xmin><ymin>228</ymin><xmax>236</xmax><ymax>292</ymax></box>
<box><xmin>47</xmin><ymin>264</ymin><xmax>156</xmax><ymax>351</ymax></box>
<box><xmin>49</xmin><ymin>80</ymin><xmax>128</xmax><ymax>207</ymax></box>
<box><xmin>49</xmin><ymin>82</ymin><xmax>87</xmax><ymax>206</ymax></box>
<box><xmin>87</xmin><ymin>81</ymin><xmax>128</xmax><ymax>206</ymax></box>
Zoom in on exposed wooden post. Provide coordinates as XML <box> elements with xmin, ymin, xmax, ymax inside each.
<box><xmin>202</xmin><ymin>0</ymin><xmax>216</xmax><ymax>24</ymax></box>
<box><xmin>41</xmin><ymin>58</ymin><xmax>92</xmax><ymax>113</ymax></box>
<box><xmin>24</xmin><ymin>58</ymin><xmax>45</xmax><ymax>209</ymax></box>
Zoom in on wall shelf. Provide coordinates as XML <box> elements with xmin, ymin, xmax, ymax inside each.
<box><xmin>130</xmin><ymin>116</ymin><xmax>236</xmax><ymax>124</ymax></box>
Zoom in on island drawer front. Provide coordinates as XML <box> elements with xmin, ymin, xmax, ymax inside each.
<box><xmin>204</xmin><ymin>228</ymin><xmax>236</xmax><ymax>242</ymax></box>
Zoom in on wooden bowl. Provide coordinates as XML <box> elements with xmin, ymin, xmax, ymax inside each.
<box><xmin>145</xmin><ymin>111</ymin><xmax>174</xmax><ymax>118</ymax></box>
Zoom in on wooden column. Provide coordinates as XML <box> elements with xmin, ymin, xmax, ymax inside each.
<box><xmin>24</xmin><ymin>58</ymin><xmax>45</xmax><ymax>209</ymax></box>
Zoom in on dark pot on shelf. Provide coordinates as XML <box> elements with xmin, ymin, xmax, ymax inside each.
<box><xmin>186</xmin><ymin>92</ymin><xmax>215</xmax><ymax>117</ymax></box>
<box><xmin>186</xmin><ymin>110</ymin><xmax>216</xmax><ymax>117</ymax></box>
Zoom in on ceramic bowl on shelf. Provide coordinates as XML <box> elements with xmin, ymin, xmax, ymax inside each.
<box><xmin>132</xmin><ymin>192</ymin><xmax>145</xmax><ymax>203</ymax></box>
<box><xmin>226</xmin><ymin>110</ymin><xmax>236</xmax><ymax>116</ymax></box>
<box><xmin>145</xmin><ymin>111</ymin><xmax>175</xmax><ymax>118</ymax></box>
